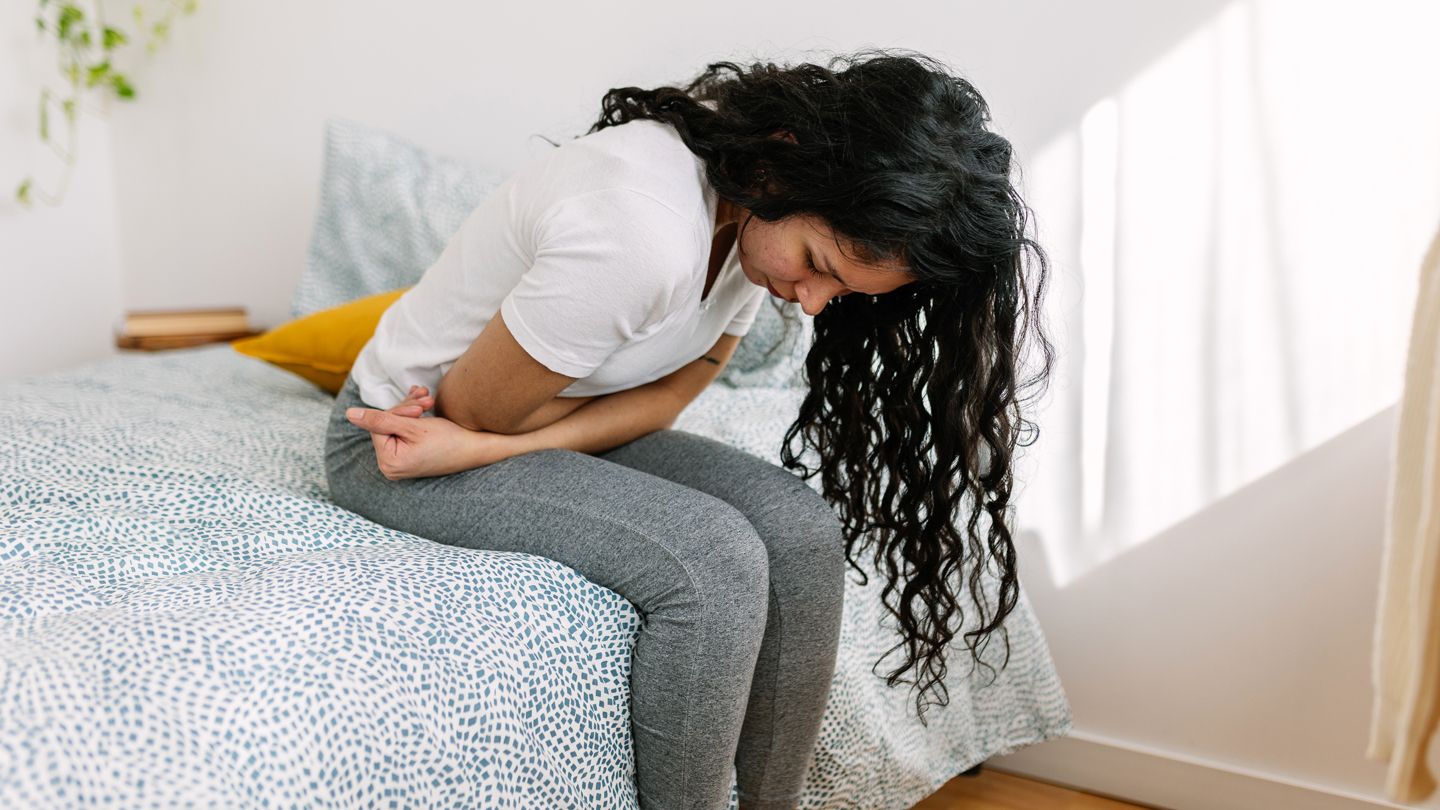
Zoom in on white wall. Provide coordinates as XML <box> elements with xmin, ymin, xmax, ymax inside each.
<box><xmin>102</xmin><ymin>0</ymin><xmax>1234</xmax><ymax>331</ymax></box>
<box><xmin>1</xmin><ymin>0</ymin><xmax>124</xmax><ymax>381</ymax></box>
<box><xmin>8</xmin><ymin>0</ymin><xmax>1438</xmax><ymax>807</ymax></box>
<box><xmin>1000</xmin><ymin>406</ymin><xmax>1438</xmax><ymax>809</ymax></box>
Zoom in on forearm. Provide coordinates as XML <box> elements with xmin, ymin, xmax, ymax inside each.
<box><xmin>508</xmin><ymin>394</ymin><xmax>596</xmax><ymax>434</ymax></box>
<box><xmin>506</xmin><ymin>380</ymin><xmax>683</xmax><ymax>456</ymax></box>
<box><xmin>436</xmin><ymin>386</ymin><xmax>593</xmax><ymax>435</ymax></box>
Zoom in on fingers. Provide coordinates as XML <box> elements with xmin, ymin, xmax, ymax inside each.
<box><xmin>399</xmin><ymin>385</ymin><xmax>434</xmax><ymax>408</ymax></box>
<box><xmin>392</xmin><ymin>395</ymin><xmax>433</xmax><ymax>413</ymax></box>
<box><xmin>391</xmin><ymin>385</ymin><xmax>434</xmax><ymax>417</ymax></box>
<box><xmin>346</xmin><ymin>386</ymin><xmax>431</xmax><ymax>433</ymax></box>
<box><xmin>346</xmin><ymin>407</ymin><xmax>413</xmax><ymax>436</ymax></box>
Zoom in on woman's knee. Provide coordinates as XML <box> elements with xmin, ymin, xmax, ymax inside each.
<box><xmin>761</xmin><ymin>480</ymin><xmax>847</xmax><ymax>578</ymax></box>
<box><xmin>323</xmin><ymin>428</ymin><xmax>369</xmax><ymax>508</ymax></box>
<box><xmin>677</xmin><ymin>494</ymin><xmax>772</xmax><ymax>628</ymax></box>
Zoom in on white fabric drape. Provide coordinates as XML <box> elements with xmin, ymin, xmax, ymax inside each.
<box><xmin>1367</xmin><ymin>224</ymin><xmax>1440</xmax><ymax>803</ymax></box>
<box><xmin>1013</xmin><ymin>0</ymin><xmax>1440</xmax><ymax>588</ymax></box>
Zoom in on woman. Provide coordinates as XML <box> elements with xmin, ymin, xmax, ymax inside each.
<box><xmin>327</xmin><ymin>49</ymin><xmax>1054</xmax><ymax>810</ymax></box>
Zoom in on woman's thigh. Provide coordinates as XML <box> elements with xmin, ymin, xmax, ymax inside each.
<box><xmin>596</xmin><ymin>429</ymin><xmax>846</xmax><ymax>580</ymax></box>
<box><xmin>323</xmin><ymin>379</ymin><xmax>772</xmax><ymax>619</ymax></box>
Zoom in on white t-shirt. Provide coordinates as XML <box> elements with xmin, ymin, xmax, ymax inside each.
<box><xmin>349</xmin><ymin>119</ymin><xmax>765</xmax><ymax>410</ymax></box>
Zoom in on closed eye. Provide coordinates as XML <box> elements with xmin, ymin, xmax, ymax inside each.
<box><xmin>808</xmin><ymin>251</ymin><xmax>852</xmax><ymax>293</ymax></box>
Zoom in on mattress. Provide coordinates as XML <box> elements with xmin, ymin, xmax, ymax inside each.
<box><xmin>0</xmin><ymin>345</ymin><xmax>1071</xmax><ymax>808</ymax></box>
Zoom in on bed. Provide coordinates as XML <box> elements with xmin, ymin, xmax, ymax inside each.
<box><xmin>1</xmin><ymin>116</ymin><xmax>1070</xmax><ymax>807</ymax></box>
<box><xmin>0</xmin><ymin>343</ymin><xmax>1070</xmax><ymax>808</ymax></box>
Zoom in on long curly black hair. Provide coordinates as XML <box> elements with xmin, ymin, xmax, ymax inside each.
<box><xmin>583</xmin><ymin>49</ymin><xmax>1056</xmax><ymax>720</ymax></box>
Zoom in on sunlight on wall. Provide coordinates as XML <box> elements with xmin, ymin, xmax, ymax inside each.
<box><xmin>1015</xmin><ymin>0</ymin><xmax>1440</xmax><ymax>587</ymax></box>
<box><xmin>1079</xmin><ymin>98</ymin><xmax>1118</xmax><ymax>540</ymax></box>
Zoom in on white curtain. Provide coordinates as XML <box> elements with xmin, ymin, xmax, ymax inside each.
<box><xmin>1011</xmin><ymin>0</ymin><xmax>1440</xmax><ymax>589</ymax></box>
<box><xmin>1367</xmin><ymin>224</ymin><xmax>1440</xmax><ymax>803</ymax></box>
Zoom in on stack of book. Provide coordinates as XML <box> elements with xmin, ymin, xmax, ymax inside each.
<box><xmin>116</xmin><ymin>307</ymin><xmax>261</xmax><ymax>351</ymax></box>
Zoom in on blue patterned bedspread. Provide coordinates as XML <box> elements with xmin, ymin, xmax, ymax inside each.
<box><xmin>0</xmin><ymin>346</ymin><xmax>1070</xmax><ymax>808</ymax></box>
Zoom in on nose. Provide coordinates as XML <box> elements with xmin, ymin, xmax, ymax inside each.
<box><xmin>795</xmin><ymin>277</ymin><xmax>847</xmax><ymax>316</ymax></box>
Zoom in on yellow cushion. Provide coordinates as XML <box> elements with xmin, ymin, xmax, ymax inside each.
<box><xmin>233</xmin><ymin>287</ymin><xmax>410</xmax><ymax>395</ymax></box>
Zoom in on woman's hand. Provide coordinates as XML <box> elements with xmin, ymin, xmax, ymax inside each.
<box><xmin>346</xmin><ymin>385</ymin><xmax>520</xmax><ymax>480</ymax></box>
<box><xmin>388</xmin><ymin>384</ymin><xmax>434</xmax><ymax>418</ymax></box>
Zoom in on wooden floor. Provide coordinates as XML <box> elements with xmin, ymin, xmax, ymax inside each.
<box><xmin>911</xmin><ymin>767</ymin><xmax>1161</xmax><ymax>810</ymax></box>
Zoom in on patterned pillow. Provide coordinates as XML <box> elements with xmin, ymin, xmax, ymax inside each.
<box><xmin>718</xmin><ymin>298</ymin><xmax>813</xmax><ymax>388</ymax></box>
<box><xmin>289</xmin><ymin>118</ymin><xmax>503</xmax><ymax>318</ymax></box>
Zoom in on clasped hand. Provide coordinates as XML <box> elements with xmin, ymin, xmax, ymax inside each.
<box><xmin>345</xmin><ymin>385</ymin><xmax>517</xmax><ymax>480</ymax></box>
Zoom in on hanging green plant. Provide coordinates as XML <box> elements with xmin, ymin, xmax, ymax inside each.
<box><xmin>16</xmin><ymin>0</ymin><xmax>198</xmax><ymax>209</ymax></box>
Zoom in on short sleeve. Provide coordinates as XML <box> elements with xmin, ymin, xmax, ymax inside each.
<box><xmin>499</xmin><ymin>188</ymin><xmax>694</xmax><ymax>378</ymax></box>
<box><xmin>723</xmin><ymin>287</ymin><xmax>766</xmax><ymax>337</ymax></box>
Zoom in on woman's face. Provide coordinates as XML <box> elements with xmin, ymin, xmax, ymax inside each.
<box><xmin>732</xmin><ymin>210</ymin><xmax>916</xmax><ymax>316</ymax></box>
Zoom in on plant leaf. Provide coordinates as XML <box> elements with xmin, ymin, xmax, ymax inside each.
<box><xmin>102</xmin><ymin>26</ymin><xmax>127</xmax><ymax>49</ymax></box>
<box><xmin>111</xmin><ymin>73</ymin><xmax>135</xmax><ymax>99</ymax></box>
<box><xmin>86</xmin><ymin>61</ymin><xmax>111</xmax><ymax>87</ymax></box>
<box><xmin>17</xmin><ymin>179</ymin><xmax>33</xmax><ymax>207</ymax></box>
<box><xmin>57</xmin><ymin>4</ymin><xmax>83</xmax><ymax>39</ymax></box>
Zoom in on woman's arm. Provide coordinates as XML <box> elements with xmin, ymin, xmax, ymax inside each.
<box><xmin>433</xmin><ymin>311</ymin><xmax>580</xmax><ymax>434</ymax></box>
<box><xmin>507</xmin><ymin>394</ymin><xmax>597</xmax><ymax>434</ymax></box>
<box><xmin>501</xmin><ymin>332</ymin><xmax>743</xmax><ymax>457</ymax></box>
<box><xmin>351</xmin><ymin>334</ymin><xmax>744</xmax><ymax>480</ymax></box>
<box><xmin>352</xmin><ymin>381</ymin><xmax>675</xmax><ymax>478</ymax></box>
<box><xmin>504</xmin><ymin>379</ymin><xmax>683</xmax><ymax>457</ymax></box>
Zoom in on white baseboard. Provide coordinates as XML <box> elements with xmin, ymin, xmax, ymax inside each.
<box><xmin>987</xmin><ymin>729</ymin><xmax>1424</xmax><ymax>810</ymax></box>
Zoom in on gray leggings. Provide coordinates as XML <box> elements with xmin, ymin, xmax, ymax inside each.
<box><xmin>324</xmin><ymin>376</ymin><xmax>846</xmax><ymax>810</ymax></box>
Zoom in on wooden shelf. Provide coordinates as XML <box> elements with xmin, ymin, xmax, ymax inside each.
<box><xmin>115</xmin><ymin>330</ymin><xmax>262</xmax><ymax>351</ymax></box>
